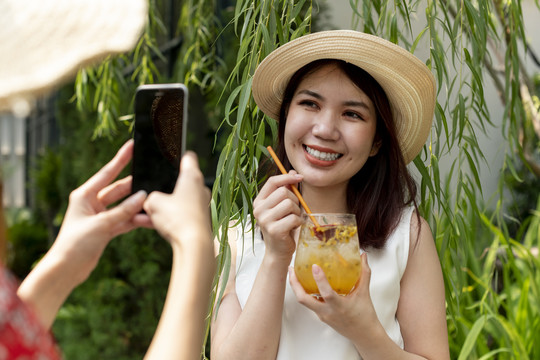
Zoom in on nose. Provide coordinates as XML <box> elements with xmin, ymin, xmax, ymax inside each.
<box><xmin>312</xmin><ymin>110</ymin><xmax>340</xmax><ymax>141</ymax></box>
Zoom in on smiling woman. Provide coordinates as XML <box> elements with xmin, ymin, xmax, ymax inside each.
<box><xmin>283</xmin><ymin>61</ymin><xmax>381</xmax><ymax>203</ymax></box>
<box><xmin>211</xmin><ymin>30</ymin><xmax>449</xmax><ymax>360</ymax></box>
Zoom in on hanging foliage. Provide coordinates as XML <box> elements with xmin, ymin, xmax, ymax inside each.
<box><xmin>63</xmin><ymin>0</ymin><xmax>540</xmax><ymax>358</ymax></box>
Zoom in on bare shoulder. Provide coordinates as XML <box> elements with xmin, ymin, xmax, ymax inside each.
<box><xmin>404</xmin><ymin>212</ymin><xmax>442</xmax><ymax>285</ymax></box>
<box><xmin>408</xmin><ymin>211</ymin><xmax>434</xmax><ymax>253</ymax></box>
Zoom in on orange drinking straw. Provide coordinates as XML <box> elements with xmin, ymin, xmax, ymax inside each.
<box><xmin>267</xmin><ymin>147</ymin><xmax>350</xmax><ymax>267</ymax></box>
<box><xmin>266</xmin><ymin>146</ymin><xmax>321</xmax><ymax>229</ymax></box>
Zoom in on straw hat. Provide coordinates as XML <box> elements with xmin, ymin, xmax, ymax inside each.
<box><xmin>252</xmin><ymin>30</ymin><xmax>436</xmax><ymax>164</ymax></box>
<box><xmin>0</xmin><ymin>0</ymin><xmax>148</xmax><ymax>116</ymax></box>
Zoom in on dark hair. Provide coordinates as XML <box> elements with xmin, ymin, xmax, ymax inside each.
<box><xmin>269</xmin><ymin>59</ymin><xmax>419</xmax><ymax>249</ymax></box>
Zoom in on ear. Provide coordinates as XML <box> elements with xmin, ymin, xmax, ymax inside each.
<box><xmin>369</xmin><ymin>139</ymin><xmax>382</xmax><ymax>157</ymax></box>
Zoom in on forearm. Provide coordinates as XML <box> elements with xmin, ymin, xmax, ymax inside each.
<box><xmin>353</xmin><ymin>325</ymin><xmax>427</xmax><ymax>360</ymax></box>
<box><xmin>213</xmin><ymin>254</ymin><xmax>290</xmax><ymax>360</ymax></box>
<box><xmin>17</xmin><ymin>250</ymin><xmax>83</xmax><ymax>330</ymax></box>
<box><xmin>145</xmin><ymin>240</ymin><xmax>216</xmax><ymax>360</ymax></box>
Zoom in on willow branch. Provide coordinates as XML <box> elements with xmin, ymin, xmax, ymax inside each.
<box><xmin>441</xmin><ymin>0</ymin><xmax>507</xmax><ymax>107</ymax></box>
<box><xmin>519</xmin><ymin>84</ymin><xmax>540</xmax><ymax>178</ymax></box>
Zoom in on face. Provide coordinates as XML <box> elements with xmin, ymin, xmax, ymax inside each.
<box><xmin>284</xmin><ymin>64</ymin><xmax>380</xmax><ymax>190</ymax></box>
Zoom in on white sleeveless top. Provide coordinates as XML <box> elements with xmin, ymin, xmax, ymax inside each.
<box><xmin>235</xmin><ymin>206</ymin><xmax>413</xmax><ymax>360</ymax></box>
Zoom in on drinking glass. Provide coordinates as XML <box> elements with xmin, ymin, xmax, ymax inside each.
<box><xmin>294</xmin><ymin>213</ymin><xmax>362</xmax><ymax>296</ymax></box>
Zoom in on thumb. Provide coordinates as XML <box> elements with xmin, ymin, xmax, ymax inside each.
<box><xmin>102</xmin><ymin>190</ymin><xmax>146</xmax><ymax>226</ymax></box>
<box><xmin>358</xmin><ymin>252</ymin><xmax>371</xmax><ymax>291</ymax></box>
<box><xmin>143</xmin><ymin>191</ymin><xmax>167</xmax><ymax>215</ymax></box>
<box><xmin>350</xmin><ymin>252</ymin><xmax>371</xmax><ymax>296</ymax></box>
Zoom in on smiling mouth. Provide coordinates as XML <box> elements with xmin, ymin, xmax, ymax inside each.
<box><xmin>304</xmin><ymin>145</ymin><xmax>343</xmax><ymax>161</ymax></box>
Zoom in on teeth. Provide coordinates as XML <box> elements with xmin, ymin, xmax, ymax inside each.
<box><xmin>305</xmin><ymin>146</ymin><xmax>341</xmax><ymax>161</ymax></box>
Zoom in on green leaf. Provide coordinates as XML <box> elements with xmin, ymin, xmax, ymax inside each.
<box><xmin>236</xmin><ymin>77</ymin><xmax>253</xmax><ymax>135</ymax></box>
<box><xmin>458</xmin><ymin>314</ymin><xmax>488</xmax><ymax>360</ymax></box>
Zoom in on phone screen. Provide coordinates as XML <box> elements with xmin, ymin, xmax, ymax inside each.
<box><xmin>131</xmin><ymin>84</ymin><xmax>187</xmax><ymax>195</ymax></box>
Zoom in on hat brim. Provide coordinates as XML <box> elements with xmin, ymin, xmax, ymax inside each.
<box><xmin>0</xmin><ymin>0</ymin><xmax>147</xmax><ymax>114</ymax></box>
<box><xmin>252</xmin><ymin>30</ymin><xmax>436</xmax><ymax>164</ymax></box>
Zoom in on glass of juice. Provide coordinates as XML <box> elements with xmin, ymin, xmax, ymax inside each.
<box><xmin>294</xmin><ymin>213</ymin><xmax>362</xmax><ymax>296</ymax></box>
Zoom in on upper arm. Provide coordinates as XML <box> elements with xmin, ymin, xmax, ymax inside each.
<box><xmin>211</xmin><ymin>224</ymin><xmax>242</xmax><ymax>357</ymax></box>
<box><xmin>396</xmin><ymin>214</ymin><xmax>450</xmax><ymax>359</ymax></box>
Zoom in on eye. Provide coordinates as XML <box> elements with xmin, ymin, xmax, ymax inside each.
<box><xmin>343</xmin><ymin>110</ymin><xmax>364</xmax><ymax>121</ymax></box>
<box><xmin>298</xmin><ymin>99</ymin><xmax>319</xmax><ymax>109</ymax></box>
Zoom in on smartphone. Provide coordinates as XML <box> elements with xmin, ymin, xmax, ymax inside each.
<box><xmin>131</xmin><ymin>83</ymin><xmax>188</xmax><ymax>195</ymax></box>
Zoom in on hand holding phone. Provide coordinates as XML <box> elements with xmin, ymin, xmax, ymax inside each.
<box><xmin>131</xmin><ymin>83</ymin><xmax>188</xmax><ymax>195</ymax></box>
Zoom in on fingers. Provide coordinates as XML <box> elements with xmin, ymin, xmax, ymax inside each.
<box><xmin>289</xmin><ymin>266</ymin><xmax>310</xmax><ymax>298</ymax></box>
<box><xmin>258</xmin><ymin>185</ymin><xmax>300</xmax><ymax>211</ymax></box>
<box><xmin>143</xmin><ymin>191</ymin><xmax>167</xmax><ymax>215</ymax></box>
<box><xmin>174</xmin><ymin>152</ymin><xmax>211</xmax><ymax>214</ymax></box>
<box><xmin>132</xmin><ymin>213</ymin><xmax>154</xmax><ymax>229</ymax></box>
<box><xmin>143</xmin><ymin>152</ymin><xmax>210</xmax><ymax>220</ymax></box>
<box><xmin>347</xmin><ymin>252</ymin><xmax>371</xmax><ymax>296</ymax></box>
<box><xmin>253</xmin><ymin>174</ymin><xmax>302</xmax><ymax>224</ymax></box>
<box><xmin>97</xmin><ymin>176</ymin><xmax>132</xmax><ymax>207</ymax></box>
<box><xmin>290</xmin><ymin>265</ymin><xmax>342</xmax><ymax>308</ymax></box>
<box><xmin>99</xmin><ymin>190</ymin><xmax>147</xmax><ymax>236</ymax></box>
<box><xmin>359</xmin><ymin>252</ymin><xmax>371</xmax><ymax>292</ymax></box>
<box><xmin>180</xmin><ymin>151</ymin><xmax>202</xmax><ymax>175</ymax></box>
<box><xmin>289</xmin><ymin>267</ymin><xmax>325</xmax><ymax>313</ymax></box>
<box><xmin>256</xmin><ymin>171</ymin><xmax>303</xmax><ymax>200</ymax></box>
<box><xmin>254</xmin><ymin>191</ymin><xmax>301</xmax><ymax>225</ymax></box>
<box><xmin>173</xmin><ymin>151</ymin><xmax>205</xmax><ymax>192</ymax></box>
<box><xmin>81</xmin><ymin>140</ymin><xmax>134</xmax><ymax>195</ymax></box>
<box><xmin>311</xmin><ymin>264</ymin><xmax>340</xmax><ymax>303</ymax></box>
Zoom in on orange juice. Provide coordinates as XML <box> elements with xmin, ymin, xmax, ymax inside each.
<box><xmin>294</xmin><ymin>214</ymin><xmax>362</xmax><ymax>296</ymax></box>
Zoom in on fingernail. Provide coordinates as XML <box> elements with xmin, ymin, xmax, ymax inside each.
<box><xmin>181</xmin><ymin>152</ymin><xmax>197</xmax><ymax>166</ymax></box>
<box><xmin>294</xmin><ymin>174</ymin><xmax>303</xmax><ymax>180</ymax></box>
<box><xmin>131</xmin><ymin>190</ymin><xmax>147</xmax><ymax>203</ymax></box>
<box><xmin>312</xmin><ymin>264</ymin><xmax>321</xmax><ymax>275</ymax></box>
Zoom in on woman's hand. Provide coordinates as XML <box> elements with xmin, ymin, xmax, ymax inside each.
<box><xmin>288</xmin><ymin>253</ymin><xmax>380</xmax><ymax>339</ymax></box>
<box><xmin>51</xmin><ymin>139</ymin><xmax>148</xmax><ymax>284</ymax></box>
<box><xmin>143</xmin><ymin>152</ymin><xmax>215</xmax><ymax>360</ymax></box>
<box><xmin>143</xmin><ymin>151</ymin><xmax>212</xmax><ymax>255</ymax></box>
<box><xmin>253</xmin><ymin>171</ymin><xmax>304</xmax><ymax>262</ymax></box>
<box><xmin>17</xmin><ymin>140</ymin><xmax>148</xmax><ymax>329</ymax></box>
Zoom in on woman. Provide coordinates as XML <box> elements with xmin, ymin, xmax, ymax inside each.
<box><xmin>1</xmin><ymin>142</ymin><xmax>215</xmax><ymax>360</ymax></box>
<box><xmin>211</xmin><ymin>30</ymin><xmax>449</xmax><ymax>359</ymax></box>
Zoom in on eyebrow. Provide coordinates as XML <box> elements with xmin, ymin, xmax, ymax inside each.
<box><xmin>297</xmin><ymin>89</ymin><xmax>371</xmax><ymax>111</ymax></box>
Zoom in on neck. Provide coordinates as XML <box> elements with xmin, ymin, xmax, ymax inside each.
<box><xmin>301</xmin><ymin>183</ymin><xmax>348</xmax><ymax>214</ymax></box>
